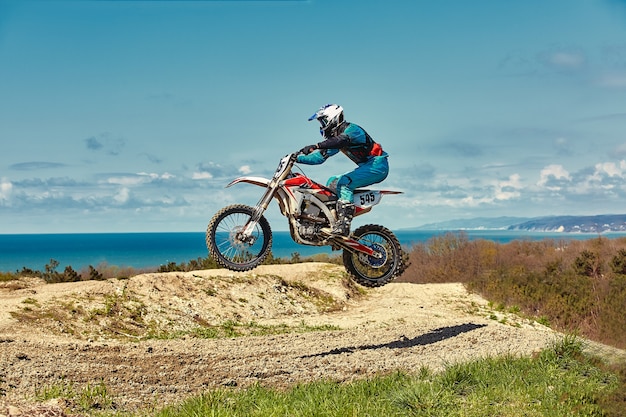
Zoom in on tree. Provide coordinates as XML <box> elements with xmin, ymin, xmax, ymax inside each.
<box><xmin>574</xmin><ymin>250</ymin><xmax>601</xmax><ymax>278</ymax></box>
<box><xmin>43</xmin><ymin>259</ymin><xmax>61</xmax><ymax>283</ymax></box>
<box><xmin>88</xmin><ymin>265</ymin><xmax>104</xmax><ymax>281</ymax></box>
<box><xmin>62</xmin><ymin>266</ymin><xmax>80</xmax><ymax>282</ymax></box>
<box><xmin>610</xmin><ymin>249</ymin><xmax>626</xmax><ymax>275</ymax></box>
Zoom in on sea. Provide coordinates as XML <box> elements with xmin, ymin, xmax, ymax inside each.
<box><xmin>1</xmin><ymin>230</ymin><xmax>626</xmax><ymax>273</ymax></box>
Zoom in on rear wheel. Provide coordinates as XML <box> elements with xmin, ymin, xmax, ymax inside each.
<box><xmin>342</xmin><ymin>224</ymin><xmax>403</xmax><ymax>287</ymax></box>
<box><xmin>206</xmin><ymin>204</ymin><xmax>272</xmax><ymax>271</ymax></box>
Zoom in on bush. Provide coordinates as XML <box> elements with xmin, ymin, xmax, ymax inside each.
<box><xmin>574</xmin><ymin>249</ymin><xmax>601</xmax><ymax>277</ymax></box>
<box><xmin>400</xmin><ymin>234</ymin><xmax>626</xmax><ymax>349</ymax></box>
<box><xmin>610</xmin><ymin>249</ymin><xmax>626</xmax><ymax>275</ymax></box>
<box><xmin>88</xmin><ymin>265</ymin><xmax>104</xmax><ymax>281</ymax></box>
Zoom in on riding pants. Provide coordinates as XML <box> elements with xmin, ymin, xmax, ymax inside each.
<box><xmin>327</xmin><ymin>155</ymin><xmax>389</xmax><ymax>203</ymax></box>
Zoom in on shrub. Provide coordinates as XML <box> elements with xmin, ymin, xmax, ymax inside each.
<box><xmin>574</xmin><ymin>249</ymin><xmax>601</xmax><ymax>277</ymax></box>
<box><xmin>400</xmin><ymin>235</ymin><xmax>626</xmax><ymax>350</ymax></box>
<box><xmin>88</xmin><ymin>265</ymin><xmax>104</xmax><ymax>281</ymax></box>
<box><xmin>610</xmin><ymin>249</ymin><xmax>626</xmax><ymax>275</ymax></box>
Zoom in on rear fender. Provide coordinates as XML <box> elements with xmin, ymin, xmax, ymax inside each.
<box><xmin>353</xmin><ymin>190</ymin><xmax>402</xmax><ymax>209</ymax></box>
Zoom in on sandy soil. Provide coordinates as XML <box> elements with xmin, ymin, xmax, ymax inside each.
<box><xmin>0</xmin><ymin>263</ymin><xmax>623</xmax><ymax>416</ymax></box>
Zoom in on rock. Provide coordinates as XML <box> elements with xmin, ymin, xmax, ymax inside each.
<box><xmin>7</xmin><ymin>406</ymin><xmax>21</xmax><ymax>416</ymax></box>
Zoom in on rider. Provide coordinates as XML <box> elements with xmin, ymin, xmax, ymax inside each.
<box><xmin>297</xmin><ymin>104</ymin><xmax>389</xmax><ymax>236</ymax></box>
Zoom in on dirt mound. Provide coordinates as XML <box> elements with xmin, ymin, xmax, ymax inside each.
<box><xmin>0</xmin><ymin>263</ymin><xmax>622</xmax><ymax>415</ymax></box>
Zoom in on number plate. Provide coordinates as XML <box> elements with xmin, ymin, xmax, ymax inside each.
<box><xmin>354</xmin><ymin>191</ymin><xmax>381</xmax><ymax>208</ymax></box>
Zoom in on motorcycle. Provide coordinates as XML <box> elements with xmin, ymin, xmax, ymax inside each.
<box><xmin>205</xmin><ymin>152</ymin><xmax>405</xmax><ymax>287</ymax></box>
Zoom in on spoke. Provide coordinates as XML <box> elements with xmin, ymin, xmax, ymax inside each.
<box><xmin>214</xmin><ymin>212</ymin><xmax>266</xmax><ymax>263</ymax></box>
<box><xmin>352</xmin><ymin>232</ymin><xmax>394</xmax><ymax>279</ymax></box>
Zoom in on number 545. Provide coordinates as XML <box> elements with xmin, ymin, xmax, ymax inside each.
<box><xmin>359</xmin><ymin>192</ymin><xmax>376</xmax><ymax>205</ymax></box>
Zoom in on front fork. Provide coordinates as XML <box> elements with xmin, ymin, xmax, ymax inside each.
<box><xmin>240</xmin><ymin>182</ymin><xmax>278</xmax><ymax>241</ymax></box>
<box><xmin>241</xmin><ymin>154</ymin><xmax>299</xmax><ymax>240</ymax></box>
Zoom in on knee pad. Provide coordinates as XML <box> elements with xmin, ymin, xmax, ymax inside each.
<box><xmin>326</xmin><ymin>176</ymin><xmax>339</xmax><ymax>193</ymax></box>
<box><xmin>336</xmin><ymin>176</ymin><xmax>353</xmax><ymax>202</ymax></box>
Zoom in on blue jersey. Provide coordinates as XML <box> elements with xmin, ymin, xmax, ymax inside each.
<box><xmin>297</xmin><ymin>122</ymin><xmax>387</xmax><ymax>166</ymax></box>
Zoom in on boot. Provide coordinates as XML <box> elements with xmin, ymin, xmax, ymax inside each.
<box><xmin>332</xmin><ymin>201</ymin><xmax>355</xmax><ymax>236</ymax></box>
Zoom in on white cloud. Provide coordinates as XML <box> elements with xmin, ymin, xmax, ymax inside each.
<box><xmin>451</xmin><ymin>174</ymin><xmax>523</xmax><ymax>207</ymax></box>
<box><xmin>400</xmin><ymin>172</ymin><xmax>524</xmax><ymax>210</ymax></box>
<box><xmin>536</xmin><ymin>160</ymin><xmax>626</xmax><ymax>197</ymax></box>
<box><xmin>494</xmin><ymin>173</ymin><xmax>522</xmax><ymax>200</ymax></box>
<box><xmin>106</xmin><ymin>172</ymin><xmax>175</xmax><ymax>186</ymax></box>
<box><xmin>593</xmin><ymin>161</ymin><xmax>624</xmax><ymax>179</ymax></box>
<box><xmin>579</xmin><ymin>161</ymin><xmax>626</xmax><ymax>193</ymax></box>
<box><xmin>137</xmin><ymin>172</ymin><xmax>175</xmax><ymax>180</ymax></box>
<box><xmin>192</xmin><ymin>171</ymin><xmax>213</xmax><ymax>180</ymax></box>
<box><xmin>113</xmin><ymin>187</ymin><xmax>130</xmax><ymax>204</ymax></box>
<box><xmin>106</xmin><ymin>176</ymin><xmax>145</xmax><ymax>186</ymax></box>
<box><xmin>239</xmin><ymin>165</ymin><xmax>252</xmax><ymax>175</ymax></box>
<box><xmin>0</xmin><ymin>178</ymin><xmax>13</xmax><ymax>204</ymax></box>
<box><xmin>537</xmin><ymin>164</ymin><xmax>571</xmax><ymax>190</ymax></box>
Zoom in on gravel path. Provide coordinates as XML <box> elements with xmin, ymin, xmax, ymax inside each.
<box><xmin>0</xmin><ymin>263</ymin><xmax>588</xmax><ymax>416</ymax></box>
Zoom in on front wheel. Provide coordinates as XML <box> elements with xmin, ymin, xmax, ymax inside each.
<box><xmin>342</xmin><ymin>224</ymin><xmax>403</xmax><ymax>287</ymax></box>
<box><xmin>206</xmin><ymin>204</ymin><xmax>272</xmax><ymax>272</ymax></box>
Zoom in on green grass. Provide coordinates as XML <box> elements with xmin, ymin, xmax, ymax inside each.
<box><xmin>23</xmin><ymin>336</ymin><xmax>625</xmax><ymax>417</ymax></box>
<box><xmin>146</xmin><ymin>336</ymin><xmax>621</xmax><ymax>417</ymax></box>
<box><xmin>115</xmin><ymin>319</ymin><xmax>341</xmax><ymax>341</ymax></box>
<box><xmin>36</xmin><ymin>380</ymin><xmax>113</xmax><ymax>413</ymax></box>
<box><xmin>182</xmin><ymin>319</ymin><xmax>341</xmax><ymax>340</ymax></box>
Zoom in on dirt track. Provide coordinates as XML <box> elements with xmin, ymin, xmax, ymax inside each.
<box><xmin>0</xmin><ymin>263</ymin><xmax>620</xmax><ymax>416</ymax></box>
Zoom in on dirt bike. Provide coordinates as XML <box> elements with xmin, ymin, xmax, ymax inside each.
<box><xmin>206</xmin><ymin>152</ymin><xmax>405</xmax><ymax>287</ymax></box>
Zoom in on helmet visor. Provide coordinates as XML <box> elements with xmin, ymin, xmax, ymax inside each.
<box><xmin>308</xmin><ymin>112</ymin><xmax>328</xmax><ymax>128</ymax></box>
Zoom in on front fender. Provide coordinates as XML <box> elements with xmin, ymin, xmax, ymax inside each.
<box><xmin>226</xmin><ymin>176</ymin><xmax>271</xmax><ymax>188</ymax></box>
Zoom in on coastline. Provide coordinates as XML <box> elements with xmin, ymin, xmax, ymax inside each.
<box><xmin>2</xmin><ymin>230</ymin><xmax>626</xmax><ymax>273</ymax></box>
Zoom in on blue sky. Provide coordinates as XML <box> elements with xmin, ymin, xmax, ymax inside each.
<box><xmin>2</xmin><ymin>0</ymin><xmax>626</xmax><ymax>233</ymax></box>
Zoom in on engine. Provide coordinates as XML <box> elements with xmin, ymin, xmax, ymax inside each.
<box><xmin>297</xmin><ymin>221</ymin><xmax>320</xmax><ymax>239</ymax></box>
<box><xmin>302</xmin><ymin>200</ymin><xmax>321</xmax><ymax>218</ymax></box>
<box><xmin>297</xmin><ymin>200</ymin><xmax>329</xmax><ymax>239</ymax></box>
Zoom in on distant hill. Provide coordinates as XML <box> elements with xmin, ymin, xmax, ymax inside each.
<box><xmin>508</xmin><ymin>215</ymin><xmax>626</xmax><ymax>233</ymax></box>
<box><xmin>411</xmin><ymin>214</ymin><xmax>626</xmax><ymax>233</ymax></box>
<box><xmin>409</xmin><ymin>217</ymin><xmax>531</xmax><ymax>230</ymax></box>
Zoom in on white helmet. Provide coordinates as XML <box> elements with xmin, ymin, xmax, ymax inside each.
<box><xmin>308</xmin><ymin>104</ymin><xmax>344</xmax><ymax>137</ymax></box>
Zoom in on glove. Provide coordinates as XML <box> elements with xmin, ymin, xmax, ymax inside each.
<box><xmin>299</xmin><ymin>144</ymin><xmax>317</xmax><ymax>155</ymax></box>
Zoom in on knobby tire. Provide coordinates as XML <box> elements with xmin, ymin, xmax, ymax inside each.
<box><xmin>206</xmin><ymin>204</ymin><xmax>272</xmax><ymax>272</ymax></box>
<box><xmin>342</xmin><ymin>224</ymin><xmax>403</xmax><ymax>287</ymax></box>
